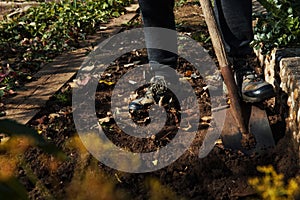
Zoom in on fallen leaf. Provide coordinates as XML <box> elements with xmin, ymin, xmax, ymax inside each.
<box><xmin>49</xmin><ymin>113</ymin><xmax>60</xmax><ymax>119</ymax></box>
<box><xmin>152</xmin><ymin>159</ymin><xmax>158</xmax><ymax>166</ymax></box>
<box><xmin>98</xmin><ymin>117</ymin><xmax>111</xmax><ymax>124</ymax></box>
<box><xmin>181</xmin><ymin>122</ymin><xmax>192</xmax><ymax>131</ymax></box>
<box><xmin>114</xmin><ymin>173</ymin><xmax>122</xmax><ymax>183</ymax></box>
<box><xmin>128</xmin><ymin>80</ymin><xmax>137</xmax><ymax>84</ymax></box>
<box><xmin>184</xmin><ymin>70</ymin><xmax>192</xmax><ymax>77</ymax></box>
<box><xmin>68</xmin><ymin>81</ymin><xmax>78</xmax><ymax>88</ymax></box>
<box><xmin>201</xmin><ymin>116</ymin><xmax>212</xmax><ymax>122</ymax></box>
<box><xmin>99</xmin><ymin>80</ymin><xmax>115</xmax><ymax>85</ymax></box>
<box><xmin>8</xmin><ymin>89</ymin><xmax>16</xmax><ymax>95</ymax></box>
<box><xmin>99</xmin><ymin>26</ymin><xmax>108</xmax><ymax>30</ymax></box>
<box><xmin>124</xmin><ymin>63</ymin><xmax>134</xmax><ymax>68</ymax></box>
<box><xmin>0</xmin><ymin>133</ymin><xmax>10</xmax><ymax>144</ymax></box>
<box><xmin>82</xmin><ymin>64</ymin><xmax>95</xmax><ymax>72</ymax></box>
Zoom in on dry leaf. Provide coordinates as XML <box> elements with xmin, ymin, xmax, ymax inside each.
<box><xmin>152</xmin><ymin>159</ymin><xmax>158</xmax><ymax>166</ymax></box>
<box><xmin>98</xmin><ymin>117</ymin><xmax>111</xmax><ymax>124</ymax></box>
<box><xmin>99</xmin><ymin>80</ymin><xmax>115</xmax><ymax>85</ymax></box>
<box><xmin>201</xmin><ymin>116</ymin><xmax>212</xmax><ymax>122</ymax></box>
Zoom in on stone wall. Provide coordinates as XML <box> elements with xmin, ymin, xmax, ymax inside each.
<box><xmin>255</xmin><ymin>48</ymin><xmax>300</xmax><ymax>158</ymax></box>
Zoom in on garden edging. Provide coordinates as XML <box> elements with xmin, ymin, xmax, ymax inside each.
<box><xmin>255</xmin><ymin>48</ymin><xmax>300</xmax><ymax>161</ymax></box>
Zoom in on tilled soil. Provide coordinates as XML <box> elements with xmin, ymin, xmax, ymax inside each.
<box><xmin>1</xmin><ymin>2</ymin><xmax>300</xmax><ymax>200</ymax></box>
<box><xmin>24</xmin><ymin>50</ymin><xmax>297</xmax><ymax>200</ymax></box>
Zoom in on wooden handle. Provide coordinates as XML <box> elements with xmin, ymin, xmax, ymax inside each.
<box><xmin>200</xmin><ymin>0</ymin><xmax>229</xmax><ymax>68</ymax></box>
<box><xmin>201</xmin><ymin>0</ymin><xmax>248</xmax><ymax>134</ymax></box>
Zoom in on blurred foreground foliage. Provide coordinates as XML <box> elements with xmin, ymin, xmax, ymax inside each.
<box><xmin>249</xmin><ymin>165</ymin><xmax>300</xmax><ymax>200</ymax></box>
<box><xmin>0</xmin><ymin>119</ymin><xmax>67</xmax><ymax>199</ymax></box>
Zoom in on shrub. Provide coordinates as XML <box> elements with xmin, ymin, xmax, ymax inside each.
<box><xmin>253</xmin><ymin>0</ymin><xmax>300</xmax><ymax>54</ymax></box>
<box><xmin>249</xmin><ymin>165</ymin><xmax>300</xmax><ymax>200</ymax></box>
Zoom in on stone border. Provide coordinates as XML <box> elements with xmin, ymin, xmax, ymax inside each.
<box><xmin>255</xmin><ymin>48</ymin><xmax>300</xmax><ymax>160</ymax></box>
<box><xmin>252</xmin><ymin>0</ymin><xmax>300</xmax><ymax>161</ymax></box>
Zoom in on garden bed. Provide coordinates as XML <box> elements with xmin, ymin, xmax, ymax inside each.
<box><xmin>0</xmin><ymin>1</ymin><xmax>299</xmax><ymax>199</ymax></box>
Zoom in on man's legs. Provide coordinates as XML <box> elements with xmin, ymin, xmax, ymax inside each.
<box><xmin>129</xmin><ymin>0</ymin><xmax>178</xmax><ymax>115</ymax></box>
<box><xmin>138</xmin><ymin>0</ymin><xmax>178</xmax><ymax>77</ymax></box>
<box><xmin>215</xmin><ymin>0</ymin><xmax>275</xmax><ymax>102</ymax></box>
<box><xmin>214</xmin><ymin>0</ymin><xmax>253</xmax><ymax>57</ymax></box>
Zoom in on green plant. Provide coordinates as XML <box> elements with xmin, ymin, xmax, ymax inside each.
<box><xmin>53</xmin><ymin>89</ymin><xmax>72</xmax><ymax>105</ymax></box>
<box><xmin>0</xmin><ymin>119</ymin><xmax>67</xmax><ymax>199</ymax></box>
<box><xmin>0</xmin><ymin>0</ymin><xmax>131</xmax><ymax>98</ymax></box>
<box><xmin>253</xmin><ymin>0</ymin><xmax>300</xmax><ymax>54</ymax></box>
<box><xmin>1</xmin><ymin>0</ymin><xmax>130</xmax><ymax>54</ymax></box>
<box><xmin>175</xmin><ymin>0</ymin><xmax>189</xmax><ymax>7</ymax></box>
<box><xmin>248</xmin><ymin>165</ymin><xmax>300</xmax><ymax>200</ymax></box>
<box><xmin>191</xmin><ymin>31</ymin><xmax>211</xmax><ymax>45</ymax></box>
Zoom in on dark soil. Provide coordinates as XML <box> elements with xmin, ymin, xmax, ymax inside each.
<box><xmin>1</xmin><ymin>2</ymin><xmax>299</xmax><ymax>200</ymax></box>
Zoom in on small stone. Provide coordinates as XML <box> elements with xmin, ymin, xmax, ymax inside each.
<box><xmin>0</xmin><ymin>111</ymin><xmax>6</xmax><ymax>117</ymax></box>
